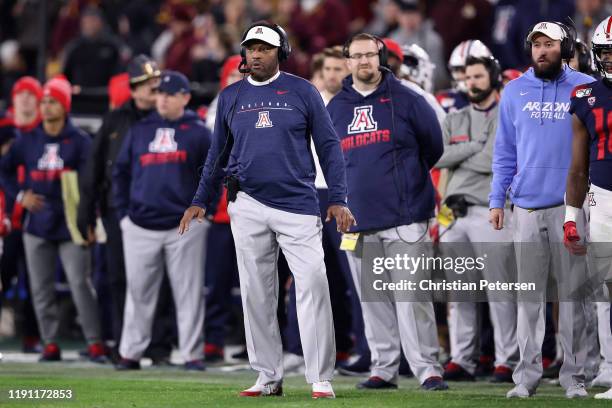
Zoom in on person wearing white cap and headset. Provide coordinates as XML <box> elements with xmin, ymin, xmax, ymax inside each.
<box><xmin>180</xmin><ymin>21</ymin><xmax>355</xmax><ymax>399</ymax></box>
<box><xmin>489</xmin><ymin>20</ymin><xmax>595</xmax><ymax>399</ymax></box>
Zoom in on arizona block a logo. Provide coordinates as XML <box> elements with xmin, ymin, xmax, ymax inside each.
<box><xmin>149</xmin><ymin>128</ymin><xmax>178</xmax><ymax>153</ymax></box>
<box><xmin>348</xmin><ymin>106</ymin><xmax>377</xmax><ymax>134</ymax></box>
<box><xmin>255</xmin><ymin>111</ymin><xmax>274</xmax><ymax>128</ymax></box>
<box><xmin>38</xmin><ymin>143</ymin><xmax>64</xmax><ymax>170</ymax></box>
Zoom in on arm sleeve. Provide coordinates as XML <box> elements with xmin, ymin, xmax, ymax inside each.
<box><xmin>0</xmin><ymin>137</ymin><xmax>24</xmax><ymax>201</ymax></box>
<box><xmin>191</xmin><ymin>92</ymin><xmax>233</xmax><ymax>209</ymax></box>
<box><xmin>407</xmin><ymin>94</ymin><xmax>444</xmax><ymax>169</ymax></box>
<box><xmin>308</xmin><ymin>85</ymin><xmax>347</xmax><ymax>206</ymax></box>
<box><xmin>111</xmin><ymin>128</ymin><xmax>133</xmax><ymax>220</ymax></box>
<box><xmin>435</xmin><ymin>113</ymin><xmax>483</xmax><ymax>168</ymax></box>
<box><xmin>462</xmin><ymin>119</ymin><xmax>498</xmax><ymax>174</ymax></box>
<box><xmin>489</xmin><ymin>95</ymin><xmax>517</xmax><ymax>208</ymax></box>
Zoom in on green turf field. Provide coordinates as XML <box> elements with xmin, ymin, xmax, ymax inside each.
<box><xmin>0</xmin><ymin>362</ymin><xmax>610</xmax><ymax>408</ymax></box>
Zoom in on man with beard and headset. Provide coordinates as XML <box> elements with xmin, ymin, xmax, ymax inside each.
<box><xmin>489</xmin><ymin>21</ymin><xmax>595</xmax><ymax>399</ymax></box>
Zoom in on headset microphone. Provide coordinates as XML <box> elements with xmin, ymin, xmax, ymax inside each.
<box><xmin>238</xmin><ymin>60</ymin><xmax>251</xmax><ymax>74</ymax></box>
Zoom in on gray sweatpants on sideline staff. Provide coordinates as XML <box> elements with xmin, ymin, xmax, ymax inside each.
<box><xmin>512</xmin><ymin>205</ymin><xmax>588</xmax><ymax>391</ymax></box>
<box><xmin>345</xmin><ymin>222</ymin><xmax>443</xmax><ymax>384</ymax></box>
<box><xmin>119</xmin><ymin>216</ymin><xmax>207</xmax><ymax>362</ymax></box>
<box><xmin>228</xmin><ymin>191</ymin><xmax>336</xmax><ymax>385</ymax></box>
<box><xmin>23</xmin><ymin>233</ymin><xmax>101</xmax><ymax>344</ymax></box>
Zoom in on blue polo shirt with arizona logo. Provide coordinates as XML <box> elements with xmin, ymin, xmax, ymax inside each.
<box><xmin>192</xmin><ymin>71</ymin><xmax>347</xmax><ymax>216</ymax></box>
<box><xmin>113</xmin><ymin>110</ymin><xmax>211</xmax><ymax>230</ymax></box>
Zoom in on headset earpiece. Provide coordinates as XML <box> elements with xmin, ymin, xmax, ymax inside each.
<box><xmin>342</xmin><ymin>33</ymin><xmax>389</xmax><ymax>69</ymax></box>
<box><xmin>524</xmin><ymin>21</ymin><xmax>576</xmax><ymax>62</ymax></box>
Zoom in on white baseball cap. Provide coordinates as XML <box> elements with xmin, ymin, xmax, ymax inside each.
<box><xmin>241</xmin><ymin>25</ymin><xmax>281</xmax><ymax>47</ymax></box>
<box><xmin>527</xmin><ymin>22</ymin><xmax>566</xmax><ymax>42</ymax></box>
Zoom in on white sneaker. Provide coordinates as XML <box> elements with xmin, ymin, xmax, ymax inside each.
<box><xmin>283</xmin><ymin>353</ymin><xmax>305</xmax><ymax>373</ymax></box>
<box><xmin>506</xmin><ymin>384</ymin><xmax>533</xmax><ymax>398</ymax></box>
<box><xmin>595</xmin><ymin>388</ymin><xmax>612</xmax><ymax>399</ymax></box>
<box><xmin>239</xmin><ymin>381</ymin><xmax>283</xmax><ymax>397</ymax></box>
<box><xmin>591</xmin><ymin>370</ymin><xmax>612</xmax><ymax>388</ymax></box>
<box><xmin>312</xmin><ymin>381</ymin><xmax>335</xmax><ymax>399</ymax></box>
<box><xmin>566</xmin><ymin>383</ymin><xmax>588</xmax><ymax>399</ymax></box>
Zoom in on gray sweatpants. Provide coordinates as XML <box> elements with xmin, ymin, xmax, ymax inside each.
<box><xmin>119</xmin><ymin>216</ymin><xmax>207</xmax><ymax>362</ymax></box>
<box><xmin>512</xmin><ymin>205</ymin><xmax>588</xmax><ymax>391</ymax></box>
<box><xmin>23</xmin><ymin>233</ymin><xmax>101</xmax><ymax>344</ymax></box>
<box><xmin>227</xmin><ymin>192</ymin><xmax>335</xmax><ymax>384</ymax></box>
<box><xmin>345</xmin><ymin>222</ymin><xmax>443</xmax><ymax>384</ymax></box>
<box><xmin>440</xmin><ymin>205</ymin><xmax>518</xmax><ymax>374</ymax></box>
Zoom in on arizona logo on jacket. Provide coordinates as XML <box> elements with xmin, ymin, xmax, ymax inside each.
<box><xmin>113</xmin><ymin>110</ymin><xmax>212</xmax><ymax>230</ymax></box>
<box><xmin>327</xmin><ymin>72</ymin><xmax>443</xmax><ymax>232</ymax></box>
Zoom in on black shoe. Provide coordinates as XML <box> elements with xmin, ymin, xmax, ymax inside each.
<box><xmin>475</xmin><ymin>355</ymin><xmax>494</xmax><ymax>377</ymax></box>
<box><xmin>151</xmin><ymin>356</ymin><xmax>174</xmax><ymax>367</ymax></box>
<box><xmin>337</xmin><ymin>354</ymin><xmax>371</xmax><ymax>376</ymax></box>
<box><xmin>231</xmin><ymin>348</ymin><xmax>249</xmax><ymax>360</ymax></box>
<box><xmin>443</xmin><ymin>362</ymin><xmax>475</xmax><ymax>381</ymax></box>
<box><xmin>204</xmin><ymin>344</ymin><xmax>225</xmax><ymax>364</ymax></box>
<box><xmin>185</xmin><ymin>359</ymin><xmax>206</xmax><ymax>371</ymax></box>
<box><xmin>543</xmin><ymin>361</ymin><xmax>561</xmax><ymax>379</ymax></box>
<box><xmin>356</xmin><ymin>376</ymin><xmax>398</xmax><ymax>389</ymax></box>
<box><xmin>115</xmin><ymin>358</ymin><xmax>141</xmax><ymax>370</ymax></box>
<box><xmin>422</xmin><ymin>376</ymin><xmax>449</xmax><ymax>391</ymax></box>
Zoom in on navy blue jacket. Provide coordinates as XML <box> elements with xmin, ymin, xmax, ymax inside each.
<box><xmin>327</xmin><ymin>72</ymin><xmax>443</xmax><ymax>232</ymax></box>
<box><xmin>191</xmin><ymin>72</ymin><xmax>347</xmax><ymax>216</ymax></box>
<box><xmin>113</xmin><ymin>110</ymin><xmax>211</xmax><ymax>230</ymax></box>
<box><xmin>0</xmin><ymin>120</ymin><xmax>91</xmax><ymax>240</ymax></box>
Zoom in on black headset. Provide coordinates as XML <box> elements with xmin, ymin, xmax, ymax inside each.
<box><xmin>524</xmin><ymin>21</ymin><xmax>576</xmax><ymax>61</ymax></box>
<box><xmin>342</xmin><ymin>32</ymin><xmax>389</xmax><ymax>69</ymax></box>
<box><xmin>465</xmin><ymin>55</ymin><xmax>503</xmax><ymax>90</ymax></box>
<box><xmin>239</xmin><ymin>21</ymin><xmax>291</xmax><ymax>70</ymax></box>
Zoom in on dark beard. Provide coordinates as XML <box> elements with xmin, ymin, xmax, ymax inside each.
<box><xmin>533</xmin><ymin>57</ymin><xmax>563</xmax><ymax>80</ymax></box>
<box><xmin>468</xmin><ymin>87</ymin><xmax>493</xmax><ymax>104</ymax></box>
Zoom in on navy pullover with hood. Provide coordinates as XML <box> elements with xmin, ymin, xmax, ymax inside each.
<box><xmin>113</xmin><ymin>110</ymin><xmax>211</xmax><ymax>230</ymax></box>
<box><xmin>327</xmin><ymin>71</ymin><xmax>443</xmax><ymax>232</ymax></box>
<box><xmin>0</xmin><ymin>120</ymin><xmax>91</xmax><ymax>241</ymax></box>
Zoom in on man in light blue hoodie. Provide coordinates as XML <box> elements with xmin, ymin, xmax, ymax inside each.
<box><xmin>489</xmin><ymin>22</ymin><xmax>594</xmax><ymax>399</ymax></box>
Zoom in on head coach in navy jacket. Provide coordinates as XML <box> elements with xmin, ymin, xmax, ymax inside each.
<box><xmin>179</xmin><ymin>21</ymin><xmax>355</xmax><ymax>399</ymax></box>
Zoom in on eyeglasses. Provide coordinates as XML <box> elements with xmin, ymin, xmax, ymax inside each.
<box><xmin>349</xmin><ymin>52</ymin><xmax>379</xmax><ymax>60</ymax></box>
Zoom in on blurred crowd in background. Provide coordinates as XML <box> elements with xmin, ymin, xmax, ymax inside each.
<box><xmin>0</xmin><ymin>0</ymin><xmax>610</xmax><ymax>115</ymax></box>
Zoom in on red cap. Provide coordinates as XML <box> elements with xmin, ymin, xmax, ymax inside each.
<box><xmin>502</xmin><ymin>69</ymin><xmax>522</xmax><ymax>82</ymax></box>
<box><xmin>108</xmin><ymin>73</ymin><xmax>131</xmax><ymax>109</ymax></box>
<box><xmin>11</xmin><ymin>76</ymin><xmax>43</xmax><ymax>102</ymax></box>
<box><xmin>220</xmin><ymin>55</ymin><xmax>242</xmax><ymax>90</ymax></box>
<box><xmin>382</xmin><ymin>38</ymin><xmax>404</xmax><ymax>63</ymax></box>
<box><xmin>43</xmin><ymin>77</ymin><xmax>72</xmax><ymax>113</ymax></box>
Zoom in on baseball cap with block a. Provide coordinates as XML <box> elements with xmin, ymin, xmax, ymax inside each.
<box><xmin>157</xmin><ymin>71</ymin><xmax>190</xmax><ymax>95</ymax></box>
<box><xmin>241</xmin><ymin>25</ymin><xmax>281</xmax><ymax>47</ymax></box>
<box><xmin>527</xmin><ymin>22</ymin><xmax>566</xmax><ymax>42</ymax></box>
